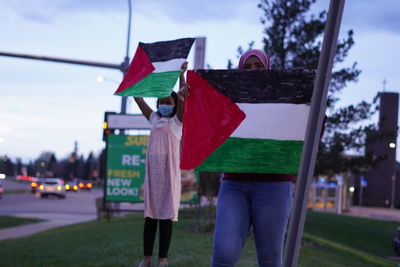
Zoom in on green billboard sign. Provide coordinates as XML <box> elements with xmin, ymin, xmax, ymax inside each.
<box><xmin>105</xmin><ymin>134</ymin><xmax>198</xmax><ymax>203</ymax></box>
<box><xmin>106</xmin><ymin>134</ymin><xmax>148</xmax><ymax>202</ymax></box>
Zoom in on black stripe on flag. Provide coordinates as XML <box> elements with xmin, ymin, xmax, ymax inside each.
<box><xmin>140</xmin><ymin>38</ymin><xmax>195</xmax><ymax>62</ymax></box>
<box><xmin>196</xmin><ymin>69</ymin><xmax>315</xmax><ymax>104</ymax></box>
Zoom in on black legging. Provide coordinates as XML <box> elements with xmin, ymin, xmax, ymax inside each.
<box><xmin>143</xmin><ymin>217</ymin><xmax>173</xmax><ymax>258</ymax></box>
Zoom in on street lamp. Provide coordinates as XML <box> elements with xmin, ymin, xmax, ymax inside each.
<box><xmin>96</xmin><ymin>75</ymin><xmax>117</xmax><ymax>84</ymax></box>
<box><xmin>96</xmin><ymin>76</ymin><xmax>104</xmax><ymax>83</ymax></box>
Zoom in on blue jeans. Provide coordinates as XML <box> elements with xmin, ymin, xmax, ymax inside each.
<box><xmin>211</xmin><ymin>180</ymin><xmax>292</xmax><ymax>267</ymax></box>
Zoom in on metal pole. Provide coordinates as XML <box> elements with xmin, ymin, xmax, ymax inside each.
<box><xmin>359</xmin><ymin>180</ymin><xmax>363</xmax><ymax>206</ymax></box>
<box><xmin>283</xmin><ymin>1</ymin><xmax>345</xmax><ymax>266</ymax></box>
<box><xmin>336</xmin><ymin>183</ymin><xmax>343</xmax><ymax>214</ymax></box>
<box><xmin>0</xmin><ymin>51</ymin><xmax>121</xmax><ymax>70</ymax></box>
<box><xmin>120</xmin><ymin>0</ymin><xmax>132</xmax><ymax>115</ymax></box>
<box><xmin>125</xmin><ymin>0</ymin><xmax>132</xmax><ymax>62</ymax></box>
<box><xmin>194</xmin><ymin>37</ymin><xmax>206</xmax><ymax>70</ymax></box>
<box><xmin>391</xmin><ymin>174</ymin><xmax>396</xmax><ymax>209</ymax></box>
<box><xmin>110</xmin><ymin>0</ymin><xmax>133</xmax><ymax>214</ymax></box>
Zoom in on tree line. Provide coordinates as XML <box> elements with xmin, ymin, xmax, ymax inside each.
<box><xmin>0</xmin><ymin>149</ymin><xmax>107</xmax><ymax>181</ymax></box>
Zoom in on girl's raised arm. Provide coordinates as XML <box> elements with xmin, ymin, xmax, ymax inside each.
<box><xmin>176</xmin><ymin>62</ymin><xmax>189</xmax><ymax>122</ymax></box>
<box><xmin>134</xmin><ymin>97</ymin><xmax>153</xmax><ymax>121</ymax></box>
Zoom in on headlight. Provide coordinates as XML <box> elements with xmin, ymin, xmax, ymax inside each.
<box><xmin>39</xmin><ymin>185</ymin><xmax>44</xmax><ymax>190</ymax></box>
<box><xmin>65</xmin><ymin>184</ymin><xmax>70</xmax><ymax>190</ymax></box>
<box><xmin>57</xmin><ymin>186</ymin><xmax>62</xmax><ymax>191</ymax></box>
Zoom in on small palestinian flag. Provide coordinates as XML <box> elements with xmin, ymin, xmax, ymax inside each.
<box><xmin>114</xmin><ymin>38</ymin><xmax>195</xmax><ymax>98</ymax></box>
<box><xmin>180</xmin><ymin>69</ymin><xmax>315</xmax><ymax>174</ymax></box>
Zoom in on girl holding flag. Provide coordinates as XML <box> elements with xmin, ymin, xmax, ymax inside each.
<box><xmin>136</xmin><ymin>62</ymin><xmax>189</xmax><ymax>267</ymax></box>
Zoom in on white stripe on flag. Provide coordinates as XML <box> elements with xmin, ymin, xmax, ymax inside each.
<box><xmin>232</xmin><ymin>103</ymin><xmax>310</xmax><ymax>141</ymax></box>
<box><xmin>152</xmin><ymin>58</ymin><xmax>187</xmax><ymax>73</ymax></box>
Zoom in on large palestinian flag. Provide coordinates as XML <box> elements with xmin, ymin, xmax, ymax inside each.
<box><xmin>114</xmin><ymin>38</ymin><xmax>195</xmax><ymax>98</ymax></box>
<box><xmin>180</xmin><ymin>69</ymin><xmax>315</xmax><ymax>174</ymax></box>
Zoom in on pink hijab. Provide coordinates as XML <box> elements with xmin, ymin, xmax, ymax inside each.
<box><xmin>238</xmin><ymin>49</ymin><xmax>270</xmax><ymax>70</ymax></box>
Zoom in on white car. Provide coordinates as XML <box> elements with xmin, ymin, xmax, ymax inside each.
<box><xmin>39</xmin><ymin>178</ymin><xmax>66</xmax><ymax>199</ymax></box>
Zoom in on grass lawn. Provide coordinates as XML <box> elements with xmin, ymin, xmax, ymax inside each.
<box><xmin>0</xmin><ymin>215</ymin><xmax>44</xmax><ymax>230</ymax></box>
<box><xmin>0</xmin><ymin>210</ymin><xmax>397</xmax><ymax>266</ymax></box>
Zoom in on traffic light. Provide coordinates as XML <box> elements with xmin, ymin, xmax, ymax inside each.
<box><xmin>103</xmin><ymin>111</ymin><xmax>116</xmax><ymax>141</ymax></box>
<box><xmin>103</xmin><ymin>123</ymin><xmax>114</xmax><ymax>141</ymax></box>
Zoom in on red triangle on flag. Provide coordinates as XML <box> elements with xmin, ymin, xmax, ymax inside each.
<box><xmin>114</xmin><ymin>45</ymin><xmax>155</xmax><ymax>95</ymax></box>
<box><xmin>180</xmin><ymin>71</ymin><xmax>246</xmax><ymax>170</ymax></box>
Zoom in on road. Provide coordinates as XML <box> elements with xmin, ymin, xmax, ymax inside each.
<box><xmin>0</xmin><ymin>179</ymin><xmax>102</xmax><ymax>217</ymax></box>
<box><xmin>0</xmin><ymin>187</ymin><xmax>102</xmax><ymax>218</ymax></box>
<box><xmin>0</xmin><ymin>179</ymin><xmax>143</xmax><ymax>240</ymax></box>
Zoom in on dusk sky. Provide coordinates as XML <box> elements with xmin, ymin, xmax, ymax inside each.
<box><xmin>1</xmin><ymin>0</ymin><xmax>399</xmax><ymax>163</ymax></box>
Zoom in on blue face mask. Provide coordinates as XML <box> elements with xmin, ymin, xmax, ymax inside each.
<box><xmin>158</xmin><ymin>104</ymin><xmax>174</xmax><ymax>117</ymax></box>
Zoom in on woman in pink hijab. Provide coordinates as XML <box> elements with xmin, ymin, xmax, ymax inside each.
<box><xmin>211</xmin><ymin>49</ymin><xmax>293</xmax><ymax>267</ymax></box>
<box><xmin>238</xmin><ymin>49</ymin><xmax>270</xmax><ymax>70</ymax></box>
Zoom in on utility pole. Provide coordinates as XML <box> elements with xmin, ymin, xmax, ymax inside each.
<box><xmin>0</xmin><ymin>0</ymin><xmax>133</xmax><ymax>116</ymax></box>
<box><xmin>0</xmin><ymin>3</ymin><xmax>134</xmax><ymax>217</ymax></box>
<box><xmin>120</xmin><ymin>0</ymin><xmax>133</xmax><ymax>115</ymax></box>
<box><xmin>391</xmin><ymin>174</ymin><xmax>396</xmax><ymax>209</ymax></box>
<box><xmin>283</xmin><ymin>1</ymin><xmax>345</xmax><ymax>266</ymax></box>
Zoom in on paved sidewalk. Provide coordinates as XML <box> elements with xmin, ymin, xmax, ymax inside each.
<box><xmin>0</xmin><ymin>213</ymin><xmax>96</xmax><ymax>240</ymax></box>
<box><xmin>0</xmin><ymin>203</ymin><xmax>145</xmax><ymax>241</ymax></box>
<box><xmin>343</xmin><ymin>206</ymin><xmax>400</xmax><ymax>223</ymax></box>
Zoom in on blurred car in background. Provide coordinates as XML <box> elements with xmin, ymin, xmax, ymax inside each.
<box><xmin>78</xmin><ymin>180</ymin><xmax>93</xmax><ymax>191</ymax></box>
<box><xmin>38</xmin><ymin>178</ymin><xmax>66</xmax><ymax>198</ymax></box>
<box><xmin>30</xmin><ymin>178</ymin><xmax>44</xmax><ymax>193</ymax></box>
<box><xmin>17</xmin><ymin>175</ymin><xmax>35</xmax><ymax>182</ymax></box>
<box><xmin>65</xmin><ymin>181</ymin><xmax>79</xmax><ymax>192</ymax></box>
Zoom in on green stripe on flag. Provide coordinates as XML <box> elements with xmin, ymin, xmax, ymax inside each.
<box><xmin>115</xmin><ymin>71</ymin><xmax>181</xmax><ymax>98</ymax></box>
<box><xmin>197</xmin><ymin>137</ymin><xmax>304</xmax><ymax>174</ymax></box>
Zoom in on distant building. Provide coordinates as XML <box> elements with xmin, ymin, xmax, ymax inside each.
<box><xmin>354</xmin><ymin>92</ymin><xmax>399</xmax><ymax>207</ymax></box>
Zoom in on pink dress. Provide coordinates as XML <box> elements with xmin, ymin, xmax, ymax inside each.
<box><xmin>144</xmin><ymin>112</ymin><xmax>182</xmax><ymax>221</ymax></box>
